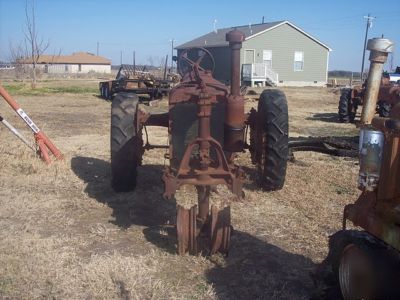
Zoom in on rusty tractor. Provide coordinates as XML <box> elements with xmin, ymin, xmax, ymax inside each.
<box><xmin>338</xmin><ymin>73</ymin><xmax>400</xmax><ymax>123</ymax></box>
<box><xmin>110</xmin><ymin>29</ymin><xmax>289</xmax><ymax>255</ymax></box>
<box><xmin>326</xmin><ymin>38</ymin><xmax>400</xmax><ymax>299</ymax></box>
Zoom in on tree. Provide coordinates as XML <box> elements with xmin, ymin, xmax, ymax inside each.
<box><xmin>23</xmin><ymin>0</ymin><xmax>49</xmax><ymax>88</ymax></box>
<box><xmin>9</xmin><ymin>41</ymin><xmax>29</xmax><ymax>80</ymax></box>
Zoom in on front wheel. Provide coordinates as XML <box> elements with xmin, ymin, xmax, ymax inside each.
<box><xmin>255</xmin><ymin>89</ymin><xmax>289</xmax><ymax>191</ymax></box>
<box><xmin>339</xmin><ymin>243</ymin><xmax>377</xmax><ymax>299</ymax></box>
<box><xmin>328</xmin><ymin>230</ymin><xmax>399</xmax><ymax>300</ymax></box>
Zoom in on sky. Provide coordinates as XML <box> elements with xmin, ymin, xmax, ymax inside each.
<box><xmin>0</xmin><ymin>0</ymin><xmax>399</xmax><ymax>71</ymax></box>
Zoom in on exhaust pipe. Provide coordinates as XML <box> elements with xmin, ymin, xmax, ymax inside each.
<box><xmin>360</xmin><ymin>38</ymin><xmax>394</xmax><ymax>125</ymax></box>
<box><xmin>224</xmin><ymin>29</ymin><xmax>245</xmax><ymax>152</ymax></box>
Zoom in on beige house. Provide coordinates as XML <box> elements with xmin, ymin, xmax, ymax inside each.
<box><xmin>21</xmin><ymin>52</ymin><xmax>111</xmax><ymax>74</ymax></box>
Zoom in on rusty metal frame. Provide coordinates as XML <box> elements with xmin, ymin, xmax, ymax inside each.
<box><xmin>162</xmin><ymin>30</ymin><xmax>246</xmax><ymax>201</ymax></box>
<box><xmin>343</xmin><ymin>38</ymin><xmax>400</xmax><ymax>252</ymax></box>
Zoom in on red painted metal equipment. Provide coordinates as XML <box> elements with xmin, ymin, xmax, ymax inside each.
<box><xmin>162</xmin><ymin>31</ymin><xmax>246</xmax><ymax>255</ymax></box>
<box><xmin>110</xmin><ymin>29</ymin><xmax>289</xmax><ymax>255</ymax></box>
<box><xmin>338</xmin><ymin>40</ymin><xmax>400</xmax><ymax>124</ymax></box>
<box><xmin>326</xmin><ymin>38</ymin><xmax>400</xmax><ymax>299</ymax></box>
<box><xmin>0</xmin><ymin>114</ymin><xmax>35</xmax><ymax>151</ymax></box>
<box><xmin>0</xmin><ymin>85</ymin><xmax>63</xmax><ymax>163</ymax></box>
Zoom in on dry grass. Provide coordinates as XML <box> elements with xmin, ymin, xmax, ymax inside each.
<box><xmin>0</xmin><ymin>81</ymin><xmax>359</xmax><ymax>299</ymax></box>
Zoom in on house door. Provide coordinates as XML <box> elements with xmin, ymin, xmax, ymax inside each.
<box><xmin>244</xmin><ymin>49</ymin><xmax>255</xmax><ymax>64</ymax></box>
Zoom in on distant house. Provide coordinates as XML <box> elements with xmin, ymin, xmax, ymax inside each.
<box><xmin>19</xmin><ymin>52</ymin><xmax>111</xmax><ymax>74</ymax></box>
<box><xmin>176</xmin><ymin>20</ymin><xmax>332</xmax><ymax>87</ymax></box>
<box><xmin>0</xmin><ymin>62</ymin><xmax>15</xmax><ymax>70</ymax></box>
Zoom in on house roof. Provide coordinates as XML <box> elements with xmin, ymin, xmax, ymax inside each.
<box><xmin>20</xmin><ymin>52</ymin><xmax>111</xmax><ymax>65</ymax></box>
<box><xmin>176</xmin><ymin>20</ymin><xmax>332</xmax><ymax>51</ymax></box>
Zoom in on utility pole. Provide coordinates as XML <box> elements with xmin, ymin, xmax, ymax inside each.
<box><xmin>120</xmin><ymin>51</ymin><xmax>122</xmax><ymax>65</ymax></box>
<box><xmin>133</xmin><ymin>51</ymin><xmax>136</xmax><ymax>74</ymax></box>
<box><xmin>170</xmin><ymin>39</ymin><xmax>175</xmax><ymax>69</ymax></box>
<box><xmin>360</xmin><ymin>14</ymin><xmax>375</xmax><ymax>81</ymax></box>
<box><xmin>96</xmin><ymin>42</ymin><xmax>99</xmax><ymax>56</ymax></box>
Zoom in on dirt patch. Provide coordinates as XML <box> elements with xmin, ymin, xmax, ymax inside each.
<box><xmin>0</xmin><ymin>82</ymin><xmax>358</xmax><ymax>299</ymax></box>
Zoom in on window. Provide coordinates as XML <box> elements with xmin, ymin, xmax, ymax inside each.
<box><xmin>263</xmin><ymin>50</ymin><xmax>272</xmax><ymax>68</ymax></box>
<box><xmin>294</xmin><ymin>51</ymin><xmax>304</xmax><ymax>71</ymax></box>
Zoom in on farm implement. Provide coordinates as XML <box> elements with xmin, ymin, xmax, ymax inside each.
<box><xmin>99</xmin><ymin>63</ymin><xmax>178</xmax><ymax>101</ymax></box>
<box><xmin>0</xmin><ymin>85</ymin><xmax>62</xmax><ymax>164</ymax></box>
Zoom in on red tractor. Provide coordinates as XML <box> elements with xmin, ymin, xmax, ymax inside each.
<box><xmin>339</xmin><ymin>74</ymin><xmax>400</xmax><ymax>123</ymax></box>
<box><xmin>325</xmin><ymin>38</ymin><xmax>400</xmax><ymax>299</ymax></box>
<box><xmin>110</xmin><ymin>29</ymin><xmax>289</xmax><ymax>255</ymax></box>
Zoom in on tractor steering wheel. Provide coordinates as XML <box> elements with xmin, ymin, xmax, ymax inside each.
<box><xmin>178</xmin><ymin>47</ymin><xmax>215</xmax><ymax>77</ymax></box>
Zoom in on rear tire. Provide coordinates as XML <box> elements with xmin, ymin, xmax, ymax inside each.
<box><xmin>100</xmin><ymin>85</ymin><xmax>105</xmax><ymax>98</ymax></box>
<box><xmin>338</xmin><ymin>89</ymin><xmax>354</xmax><ymax>123</ymax></box>
<box><xmin>111</xmin><ymin>92</ymin><xmax>143</xmax><ymax>192</ymax></box>
<box><xmin>378</xmin><ymin>101</ymin><xmax>391</xmax><ymax>118</ymax></box>
<box><xmin>256</xmin><ymin>89</ymin><xmax>289</xmax><ymax>191</ymax></box>
<box><xmin>104</xmin><ymin>85</ymin><xmax>111</xmax><ymax>100</ymax></box>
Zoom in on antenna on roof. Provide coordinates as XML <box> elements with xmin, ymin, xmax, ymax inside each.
<box><xmin>262</xmin><ymin>16</ymin><xmax>265</xmax><ymax>24</ymax></box>
<box><xmin>213</xmin><ymin>19</ymin><xmax>218</xmax><ymax>33</ymax></box>
<box><xmin>249</xmin><ymin>23</ymin><xmax>252</xmax><ymax>35</ymax></box>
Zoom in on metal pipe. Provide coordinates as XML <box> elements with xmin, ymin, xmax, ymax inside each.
<box><xmin>224</xmin><ymin>30</ymin><xmax>246</xmax><ymax>153</ymax></box>
<box><xmin>360</xmin><ymin>38</ymin><xmax>394</xmax><ymax>125</ymax></box>
<box><xmin>226</xmin><ymin>29</ymin><xmax>244</xmax><ymax>96</ymax></box>
<box><xmin>0</xmin><ymin>115</ymin><xmax>35</xmax><ymax>151</ymax></box>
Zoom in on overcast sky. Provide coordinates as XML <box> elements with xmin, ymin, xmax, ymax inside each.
<box><xmin>0</xmin><ymin>0</ymin><xmax>399</xmax><ymax>71</ymax></box>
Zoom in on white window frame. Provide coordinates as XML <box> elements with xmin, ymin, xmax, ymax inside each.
<box><xmin>294</xmin><ymin>51</ymin><xmax>304</xmax><ymax>71</ymax></box>
<box><xmin>262</xmin><ymin>50</ymin><xmax>272</xmax><ymax>68</ymax></box>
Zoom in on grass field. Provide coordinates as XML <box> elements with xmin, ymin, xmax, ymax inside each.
<box><xmin>0</xmin><ymin>80</ymin><xmax>359</xmax><ymax>299</ymax></box>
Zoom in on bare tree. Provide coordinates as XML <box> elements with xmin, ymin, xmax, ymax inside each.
<box><xmin>9</xmin><ymin>41</ymin><xmax>29</xmax><ymax>79</ymax></box>
<box><xmin>146</xmin><ymin>56</ymin><xmax>154</xmax><ymax>67</ymax></box>
<box><xmin>24</xmin><ymin>0</ymin><xmax>49</xmax><ymax>88</ymax></box>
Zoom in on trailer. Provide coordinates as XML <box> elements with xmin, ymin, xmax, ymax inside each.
<box><xmin>99</xmin><ymin>64</ymin><xmax>178</xmax><ymax>101</ymax></box>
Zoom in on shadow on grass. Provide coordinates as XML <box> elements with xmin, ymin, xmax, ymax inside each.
<box><xmin>306</xmin><ymin>113</ymin><xmax>340</xmax><ymax>123</ymax></box>
<box><xmin>240</xmin><ymin>165</ymin><xmax>260</xmax><ymax>192</ymax></box>
<box><xmin>71</xmin><ymin>156</ymin><xmax>177</xmax><ymax>254</ymax></box>
<box><xmin>70</xmin><ymin>156</ymin><xmax>340</xmax><ymax>298</ymax></box>
<box><xmin>206</xmin><ymin>230</ymin><xmax>340</xmax><ymax>299</ymax></box>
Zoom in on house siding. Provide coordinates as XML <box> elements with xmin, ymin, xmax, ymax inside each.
<box><xmin>34</xmin><ymin>63</ymin><xmax>111</xmax><ymax>74</ymax></box>
<box><xmin>242</xmin><ymin>23</ymin><xmax>328</xmax><ymax>84</ymax></box>
<box><xmin>176</xmin><ymin>22</ymin><xmax>329</xmax><ymax>86</ymax></box>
